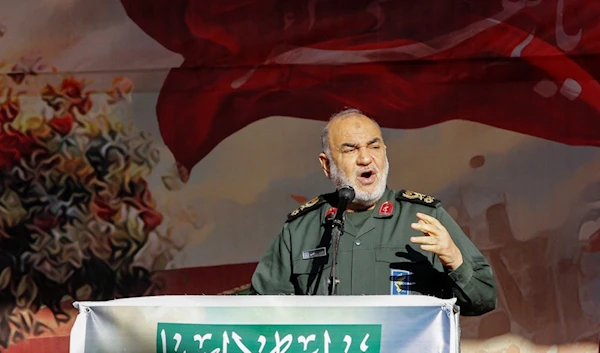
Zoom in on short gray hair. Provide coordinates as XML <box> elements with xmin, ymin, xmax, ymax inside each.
<box><xmin>320</xmin><ymin>108</ymin><xmax>381</xmax><ymax>157</ymax></box>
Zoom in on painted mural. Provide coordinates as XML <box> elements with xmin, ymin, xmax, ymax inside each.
<box><xmin>0</xmin><ymin>0</ymin><xmax>598</xmax><ymax>352</ymax></box>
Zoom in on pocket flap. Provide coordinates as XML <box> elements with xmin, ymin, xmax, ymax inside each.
<box><xmin>375</xmin><ymin>248</ymin><xmax>402</xmax><ymax>263</ymax></box>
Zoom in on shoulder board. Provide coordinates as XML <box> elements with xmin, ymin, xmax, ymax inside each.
<box><xmin>396</xmin><ymin>189</ymin><xmax>440</xmax><ymax>208</ymax></box>
<box><xmin>287</xmin><ymin>196</ymin><xmax>327</xmax><ymax>222</ymax></box>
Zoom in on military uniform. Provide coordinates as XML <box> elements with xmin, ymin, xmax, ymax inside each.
<box><xmin>250</xmin><ymin>187</ymin><xmax>497</xmax><ymax>316</ymax></box>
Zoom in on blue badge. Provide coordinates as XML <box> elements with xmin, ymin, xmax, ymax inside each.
<box><xmin>390</xmin><ymin>269</ymin><xmax>412</xmax><ymax>295</ymax></box>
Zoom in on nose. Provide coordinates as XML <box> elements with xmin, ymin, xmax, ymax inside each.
<box><xmin>356</xmin><ymin>146</ymin><xmax>373</xmax><ymax>166</ymax></box>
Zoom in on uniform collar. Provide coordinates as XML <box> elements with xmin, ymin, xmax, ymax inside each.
<box><xmin>320</xmin><ymin>186</ymin><xmax>396</xmax><ymax>223</ymax></box>
<box><xmin>372</xmin><ymin>187</ymin><xmax>396</xmax><ymax>219</ymax></box>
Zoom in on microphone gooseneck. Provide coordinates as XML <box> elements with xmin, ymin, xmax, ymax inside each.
<box><xmin>328</xmin><ymin>185</ymin><xmax>355</xmax><ymax>295</ymax></box>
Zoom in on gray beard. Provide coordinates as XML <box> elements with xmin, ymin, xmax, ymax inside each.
<box><xmin>329</xmin><ymin>156</ymin><xmax>389</xmax><ymax>207</ymax></box>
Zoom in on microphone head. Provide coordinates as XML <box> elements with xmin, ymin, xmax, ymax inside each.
<box><xmin>338</xmin><ymin>185</ymin><xmax>355</xmax><ymax>201</ymax></box>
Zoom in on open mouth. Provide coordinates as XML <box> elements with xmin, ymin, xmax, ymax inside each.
<box><xmin>357</xmin><ymin>170</ymin><xmax>376</xmax><ymax>184</ymax></box>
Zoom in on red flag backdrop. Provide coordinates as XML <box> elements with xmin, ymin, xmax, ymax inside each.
<box><xmin>122</xmin><ymin>0</ymin><xmax>600</xmax><ymax>176</ymax></box>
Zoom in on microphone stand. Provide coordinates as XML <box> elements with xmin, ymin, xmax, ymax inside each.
<box><xmin>328</xmin><ymin>213</ymin><xmax>345</xmax><ymax>295</ymax></box>
<box><xmin>327</xmin><ymin>185</ymin><xmax>354</xmax><ymax>296</ymax></box>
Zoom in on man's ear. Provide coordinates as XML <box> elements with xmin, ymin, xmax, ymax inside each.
<box><xmin>318</xmin><ymin>153</ymin><xmax>330</xmax><ymax>178</ymax></box>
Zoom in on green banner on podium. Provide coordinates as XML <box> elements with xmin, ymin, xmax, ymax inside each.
<box><xmin>70</xmin><ymin>295</ymin><xmax>459</xmax><ymax>353</ymax></box>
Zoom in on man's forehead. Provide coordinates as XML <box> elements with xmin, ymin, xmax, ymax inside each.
<box><xmin>329</xmin><ymin>115</ymin><xmax>382</xmax><ymax>144</ymax></box>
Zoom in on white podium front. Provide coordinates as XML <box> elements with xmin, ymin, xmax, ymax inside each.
<box><xmin>69</xmin><ymin>295</ymin><xmax>460</xmax><ymax>353</ymax></box>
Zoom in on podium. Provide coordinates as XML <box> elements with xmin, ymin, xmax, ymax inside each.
<box><xmin>69</xmin><ymin>295</ymin><xmax>460</xmax><ymax>353</ymax></box>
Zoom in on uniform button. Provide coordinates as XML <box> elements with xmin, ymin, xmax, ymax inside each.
<box><xmin>354</xmin><ymin>239</ymin><xmax>362</xmax><ymax>246</ymax></box>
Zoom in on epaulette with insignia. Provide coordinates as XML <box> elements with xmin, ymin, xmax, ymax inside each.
<box><xmin>396</xmin><ymin>189</ymin><xmax>441</xmax><ymax>207</ymax></box>
<box><xmin>287</xmin><ymin>196</ymin><xmax>327</xmax><ymax>221</ymax></box>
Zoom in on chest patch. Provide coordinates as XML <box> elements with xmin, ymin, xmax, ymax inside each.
<box><xmin>390</xmin><ymin>269</ymin><xmax>413</xmax><ymax>295</ymax></box>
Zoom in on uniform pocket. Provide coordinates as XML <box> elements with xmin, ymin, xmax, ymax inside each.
<box><xmin>291</xmin><ymin>257</ymin><xmax>332</xmax><ymax>295</ymax></box>
<box><xmin>375</xmin><ymin>247</ymin><xmax>443</xmax><ymax>296</ymax></box>
<box><xmin>375</xmin><ymin>248</ymin><xmax>413</xmax><ymax>295</ymax></box>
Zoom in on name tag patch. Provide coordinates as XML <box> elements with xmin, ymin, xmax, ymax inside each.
<box><xmin>390</xmin><ymin>269</ymin><xmax>413</xmax><ymax>295</ymax></box>
<box><xmin>302</xmin><ymin>247</ymin><xmax>327</xmax><ymax>260</ymax></box>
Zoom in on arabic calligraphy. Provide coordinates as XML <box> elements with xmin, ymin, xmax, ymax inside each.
<box><xmin>367</xmin><ymin>0</ymin><xmax>391</xmax><ymax>30</ymax></box>
<box><xmin>232</xmin><ymin>0</ymin><xmax>583</xmax><ymax>88</ymax></box>
<box><xmin>157</xmin><ymin>323</ymin><xmax>381</xmax><ymax>353</ymax></box>
<box><xmin>267</xmin><ymin>0</ymin><xmax>539</xmax><ymax>67</ymax></box>
<box><xmin>501</xmin><ymin>0</ymin><xmax>542</xmax><ymax>13</ymax></box>
<box><xmin>511</xmin><ymin>28</ymin><xmax>536</xmax><ymax>57</ymax></box>
<box><xmin>556</xmin><ymin>0</ymin><xmax>582</xmax><ymax>51</ymax></box>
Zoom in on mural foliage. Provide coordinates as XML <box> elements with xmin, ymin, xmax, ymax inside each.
<box><xmin>0</xmin><ymin>26</ymin><xmax>182</xmax><ymax>351</ymax></box>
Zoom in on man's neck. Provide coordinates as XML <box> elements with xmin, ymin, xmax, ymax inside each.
<box><xmin>347</xmin><ymin>201</ymin><xmax>379</xmax><ymax>212</ymax></box>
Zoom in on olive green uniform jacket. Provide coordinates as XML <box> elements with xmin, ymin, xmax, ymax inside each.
<box><xmin>250</xmin><ymin>187</ymin><xmax>497</xmax><ymax>316</ymax></box>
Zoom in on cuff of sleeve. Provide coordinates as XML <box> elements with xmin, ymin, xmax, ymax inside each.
<box><xmin>447</xmin><ymin>260</ymin><xmax>474</xmax><ymax>289</ymax></box>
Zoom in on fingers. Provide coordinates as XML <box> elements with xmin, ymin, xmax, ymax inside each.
<box><xmin>410</xmin><ymin>236</ymin><xmax>436</xmax><ymax>245</ymax></box>
<box><xmin>411</xmin><ymin>213</ymin><xmax>444</xmax><ymax>252</ymax></box>
<box><xmin>410</xmin><ymin>222</ymin><xmax>439</xmax><ymax>236</ymax></box>
<box><xmin>418</xmin><ymin>244</ymin><xmax>438</xmax><ymax>252</ymax></box>
<box><xmin>410</xmin><ymin>236</ymin><xmax>440</xmax><ymax>253</ymax></box>
<box><xmin>416</xmin><ymin>212</ymin><xmax>442</xmax><ymax>227</ymax></box>
<box><xmin>410</xmin><ymin>213</ymin><xmax>463</xmax><ymax>269</ymax></box>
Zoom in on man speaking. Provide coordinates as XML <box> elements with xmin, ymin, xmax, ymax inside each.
<box><xmin>250</xmin><ymin>109</ymin><xmax>497</xmax><ymax>316</ymax></box>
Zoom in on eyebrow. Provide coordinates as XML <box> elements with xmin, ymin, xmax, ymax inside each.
<box><xmin>367</xmin><ymin>137</ymin><xmax>382</xmax><ymax>145</ymax></box>
<box><xmin>340</xmin><ymin>137</ymin><xmax>382</xmax><ymax>148</ymax></box>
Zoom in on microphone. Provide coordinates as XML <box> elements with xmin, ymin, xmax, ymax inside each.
<box><xmin>333</xmin><ymin>185</ymin><xmax>355</xmax><ymax>225</ymax></box>
<box><xmin>328</xmin><ymin>185</ymin><xmax>355</xmax><ymax>295</ymax></box>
